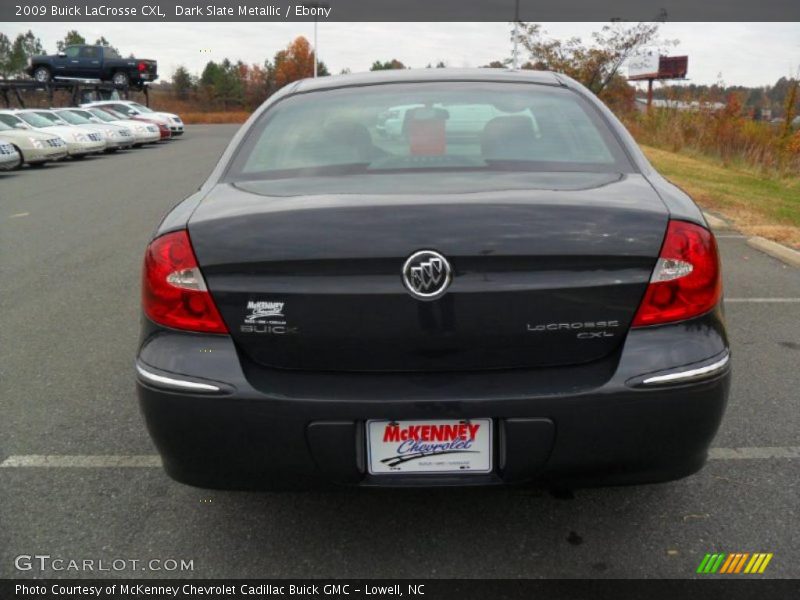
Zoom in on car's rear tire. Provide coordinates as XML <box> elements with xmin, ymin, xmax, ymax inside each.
<box><xmin>111</xmin><ymin>71</ymin><xmax>130</xmax><ymax>87</ymax></box>
<box><xmin>32</xmin><ymin>66</ymin><xmax>51</xmax><ymax>83</ymax></box>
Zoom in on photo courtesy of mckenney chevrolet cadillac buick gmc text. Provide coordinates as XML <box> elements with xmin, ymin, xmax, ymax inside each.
<box><xmin>135</xmin><ymin>69</ymin><xmax>730</xmax><ymax>491</ymax></box>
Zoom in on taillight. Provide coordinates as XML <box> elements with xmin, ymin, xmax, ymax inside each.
<box><xmin>632</xmin><ymin>220</ymin><xmax>722</xmax><ymax>327</ymax></box>
<box><xmin>142</xmin><ymin>230</ymin><xmax>228</xmax><ymax>333</ymax></box>
<box><xmin>138</xmin><ymin>62</ymin><xmax>146</xmax><ymax>72</ymax></box>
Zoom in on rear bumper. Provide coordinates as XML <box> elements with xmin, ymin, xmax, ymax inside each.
<box><xmin>136</xmin><ymin>310</ymin><xmax>731</xmax><ymax>490</ymax></box>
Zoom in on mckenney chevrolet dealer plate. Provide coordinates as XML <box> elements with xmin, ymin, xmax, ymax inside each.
<box><xmin>367</xmin><ymin>419</ymin><xmax>493</xmax><ymax>474</ymax></box>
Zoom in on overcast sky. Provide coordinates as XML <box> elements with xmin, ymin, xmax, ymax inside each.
<box><xmin>4</xmin><ymin>22</ymin><xmax>800</xmax><ymax>87</ymax></box>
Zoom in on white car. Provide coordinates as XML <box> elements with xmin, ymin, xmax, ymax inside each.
<box><xmin>376</xmin><ymin>104</ymin><xmax>424</xmax><ymax>139</ymax></box>
<box><xmin>377</xmin><ymin>103</ymin><xmax>538</xmax><ymax>140</ymax></box>
<box><xmin>0</xmin><ymin>120</ymin><xmax>68</xmax><ymax>166</ymax></box>
<box><xmin>0</xmin><ymin>110</ymin><xmax>106</xmax><ymax>158</ymax></box>
<box><xmin>51</xmin><ymin>109</ymin><xmax>135</xmax><ymax>152</ymax></box>
<box><xmin>81</xmin><ymin>100</ymin><xmax>184</xmax><ymax>136</ymax></box>
<box><xmin>78</xmin><ymin>107</ymin><xmax>161</xmax><ymax>146</ymax></box>
<box><xmin>0</xmin><ymin>139</ymin><xmax>22</xmax><ymax>170</ymax></box>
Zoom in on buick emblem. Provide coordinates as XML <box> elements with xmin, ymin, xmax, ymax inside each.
<box><xmin>402</xmin><ymin>250</ymin><xmax>452</xmax><ymax>300</ymax></box>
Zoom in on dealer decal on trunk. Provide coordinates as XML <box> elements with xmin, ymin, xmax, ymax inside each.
<box><xmin>240</xmin><ymin>300</ymin><xmax>298</xmax><ymax>335</ymax></box>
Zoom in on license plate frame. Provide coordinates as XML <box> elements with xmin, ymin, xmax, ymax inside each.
<box><xmin>366</xmin><ymin>418</ymin><xmax>493</xmax><ymax>475</ymax></box>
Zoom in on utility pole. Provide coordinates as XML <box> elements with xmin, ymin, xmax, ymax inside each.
<box><xmin>512</xmin><ymin>0</ymin><xmax>520</xmax><ymax>69</ymax></box>
<box><xmin>305</xmin><ymin>2</ymin><xmax>329</xmax><ymax>78</ymax></box>
<box><xmin>314</xmin><ymin>16</ymin><xmax>318</xmax><ymax>77</ymax></box>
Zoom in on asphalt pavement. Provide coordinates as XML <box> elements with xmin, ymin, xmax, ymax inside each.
<box><xmin>1</xmin><ymin>125</ymin><xmax>798</xmax><ymax>579</ymax></box>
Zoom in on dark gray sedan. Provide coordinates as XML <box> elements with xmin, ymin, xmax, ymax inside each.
<box><xmin>136</xmin><ymin>69</ymin><xmax>730</xmax><ymax>490</ymax></box>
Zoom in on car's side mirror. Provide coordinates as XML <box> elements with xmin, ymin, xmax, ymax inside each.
<box><xmin>14</xmin><ymin>123</ymin><xmax>28</xmax><ymax>129</ymax></box>
<box><xmin>57</xmin><ymin>51</ymin><xmax>66</xmax><ymax>58</ymax></box>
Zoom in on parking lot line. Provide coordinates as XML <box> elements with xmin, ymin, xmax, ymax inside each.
<box><xmin>0</xmin><ymin>455</ymin><xmax>162</xmax><ymax>467</ymax></box>
<box><xmin>1</xmin><ymin>447</ymin><xmax>798</xmax><ymax>468</ymax></box>
<box><xmin>725</xmin><ymin>298</ymin><xmax>800</xmax><ymax>303</ymax></box>
<box><xmin>707</xmin><ymin>447</ymin><xmax>800</xmax><ymax>459</ymax></box>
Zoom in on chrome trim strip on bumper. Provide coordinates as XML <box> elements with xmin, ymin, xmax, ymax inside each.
<box><xmin>136</xmin><ymin>364</ymin><xmax>220</xmax><ymax>392</ymax></box>
<box><xmin>642</xmin><ymin>353</ymin><xmax>730</xmax><ymax>385</ymax></box>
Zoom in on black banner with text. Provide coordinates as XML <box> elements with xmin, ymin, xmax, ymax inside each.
<box><xmin>3</xmin><ymin>579</ymin><xmax>800</xmax><ymax>600</ymax></box>
<box><xmin>3</xmin><ymin>0</ymin><xmax>800</xmax><ymax>22</ymax></box>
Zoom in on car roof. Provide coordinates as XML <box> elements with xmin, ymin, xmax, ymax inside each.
<box><xmin>291</xmin><ymin>68</ymin><xmax>566</xmax><ymax>94</ymax></box>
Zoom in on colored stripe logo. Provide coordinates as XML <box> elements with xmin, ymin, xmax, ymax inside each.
<box><xmin>697</xmin><ymin>553</ymin><xmax>773</xmax><ymax>574</ymax></box>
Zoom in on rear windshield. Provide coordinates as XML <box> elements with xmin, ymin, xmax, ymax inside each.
<box><xmin>225</xmin><ymin>82</ymin><xmax>632</xmax><ymax>182</ymax></box>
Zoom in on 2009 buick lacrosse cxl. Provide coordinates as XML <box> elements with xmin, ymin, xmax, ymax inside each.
<box><xmin>136</xmin><ymin>69</ymin><xmax>730</xmax><ymax>490</ymax></box>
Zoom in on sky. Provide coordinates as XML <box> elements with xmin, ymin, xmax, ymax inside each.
<box><xmin>3</xmin><ymin>22</ymin><xmax>800</xmax><ymax>88</ymax></box>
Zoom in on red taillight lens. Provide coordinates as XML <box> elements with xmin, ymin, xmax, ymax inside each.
<box><xmin>632</xmin><ymin>220</ymin><xmax>722</xmax><ymax>327</ymax></box>
<box><xmin>138</xmin><ymin>62</ymin><xmax>146</xmax><ymax>72</ymax></box>
<box><xmin>142</xmin><ymin>230</ymin><xmax>228</xmax><ymax>333</ymax></box>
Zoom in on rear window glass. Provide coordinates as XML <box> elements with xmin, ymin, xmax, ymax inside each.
<box><xmin>225</xmin><ymin>82</ymin><xmax>631</xmax><ymax>182</ymax></box>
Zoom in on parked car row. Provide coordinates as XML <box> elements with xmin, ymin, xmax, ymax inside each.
<box><xmin>0</xmin><ymin>100</ymin><xmax>183</xmax><ymax>169</ymax></box>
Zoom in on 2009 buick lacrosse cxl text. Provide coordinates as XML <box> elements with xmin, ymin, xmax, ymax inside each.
<box><xmin>136</xmin><ymin>69</ymin><xmax>730</xmax><ymax>490</ymax></box>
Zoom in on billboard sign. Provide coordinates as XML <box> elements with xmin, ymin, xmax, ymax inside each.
<box><xmin>628</xmin><ymin>50</ymin><xmax>660</xmax><ymax>79</ymax></box>
<box><xmin>659</xmin><ymin>56</ymin><xmax>689</xmax><ymax>79</ymax></box>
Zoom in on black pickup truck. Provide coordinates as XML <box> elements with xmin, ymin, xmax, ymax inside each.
<box><xmin>27</xmin><ymin>45</ymin><xmax>158</xmax><ymax>88</ymax></box>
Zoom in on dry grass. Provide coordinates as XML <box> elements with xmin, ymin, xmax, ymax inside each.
<box><xmin>642</xmin><ymin>145</ymin><xmax>800</xmax><ymax>248</ymax></box>
<box><xmin>179</xmin><ymin>111</ymin><xmax>251</xmax><ymax>124</ymax></box>
<box><xmin>623</xmin><ymin>101</ymin><xmax>800</xmax><ymax>176</ymax></box>
<box><xmin>143</xmin><ymin>93</ymin><xmax>251</xmax><ymax>124</ymax></box>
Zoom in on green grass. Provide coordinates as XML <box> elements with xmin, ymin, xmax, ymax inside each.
<box><xmin>641</xmin><ymin>146</ymin><xmax>800</xmax><ymax>248</ymax></box>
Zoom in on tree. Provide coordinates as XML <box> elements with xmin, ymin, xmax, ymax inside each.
<box><xmin>171</xmin><ymin>65</ymin><xmax>196</xmax><ymax>100</ymax></box>
<box><xmin>513</xmin><ymin>22</ymin><xmax>673</xmax><ymax>96</ymax></box>
<box><xmin>782</xmin><ymin>79</ymin><xmax>799</xmax><ymax>140</ymax></box>
<box><xmin>482</xmin><ymin>60</ymin><xmax>508</xmax><ymax>69</ymax></box>
<box><xmin>272</xmin><ymin>36</ymin><xmax>327</xmax><ymax>89</ymax></box>
<box><xmin>56</xmin><ymin>30</ymin><xmax>85</xmax><ymax>52</ymax></box>
<box><xmin>237</xmin><ymin>62</ymin><xmax>271</xmax><ymax>109</ymax></box>
<box><xmin>371</xmin><ymin>59</ymin><xmax>406</xmax><ymax>71</ymax></box>
<box><xmin>198</xmin><ymin>59</ymin><xmax>245</xmax><ymax>109</ymax></box>
<box><xmin>94</xmin><ymin>36</ymin><xmax>120</xmax><ymax>56</ymax></box>
<box><xmin>0</xmin><ymin>33</ymin><xmax>12</xmax><ymax>78</ymax></box>
<box><xmin>9</xmin><ymin>30</ymin><xmax>44</xmax><ymax>77</ymax></box>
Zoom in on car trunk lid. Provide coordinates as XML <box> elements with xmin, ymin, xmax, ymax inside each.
<box><xmin>188</xmin><ymin>172</ymin><xmax>668</xmax><ymax>372</ymax></box>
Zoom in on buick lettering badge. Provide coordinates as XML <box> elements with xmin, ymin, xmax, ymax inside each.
<box><xmin>402</xmin><ymin>250</ymin><xmax>452</xmax><ymax>300</ymax></box>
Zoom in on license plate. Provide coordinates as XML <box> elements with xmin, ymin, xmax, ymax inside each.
<box><xmin>366</xmin><ymin>419</ymin><xmax>492</xmax><ymax>475</ymax></box>
<box><xmin>140</xmin><ymin>74</ymin><xmax>150</xmax><ymax>79</ymax></box>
